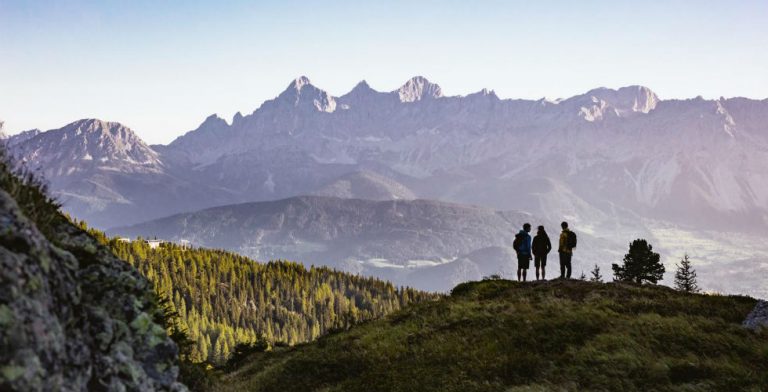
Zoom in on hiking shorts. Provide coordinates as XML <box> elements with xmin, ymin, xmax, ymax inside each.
<box><xmin>517</xmin><ymin>254</ymin><xmax>531</xmax><ymax>270</ymax></box>
<box><xmin>534</xmin><ymin>255</ymin><xmax>547</xmax><ymax>268</ymax></box>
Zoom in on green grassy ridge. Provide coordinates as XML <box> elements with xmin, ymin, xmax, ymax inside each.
<box><xmin>219</xmin><ymin>279</ymin><xmax>767</xmax><ymax>392</ymax></box>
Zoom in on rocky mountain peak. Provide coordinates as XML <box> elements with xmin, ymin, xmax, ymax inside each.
<box><xmin>278</xmin><ymin>76</ymin><xmax>317</xmax><ymax>98</ymax></box>
<box><xmin>232</xmin><ymin>111</ymin><xmax>244</xmax><ymax>125</ymax></box>
<box><xmin>9</xmin><ymin>119</ymin><xmax>160</xmax><ymax>174</ymax></box>
<box><xmin>166</xmin><ymin>114</ymin><xmax>232</xmax><ymax>156</ymax></box>
<box><xmin>617</xmin><ymin>85</ymin><xmax>659</xmax><ymax>113</ymax></box>
<box><xmin>349</xmin><ymin>80</ymin><xmax>375</xmax><ymax>94</ymax></box>
<box><xmin>396</xmin><ymin>76</ymin><xmax>443</xmax><ymax>102</ymax></box>
<box><xmin>568</xmin><ymin>85</ymin><xmax>659</xmax><ymax>121</ymax></box>
<box><xmin>338</xmin><ymin>80</ymin><xmax>383</xmax><ymax>106</ymax></box>
<box><xmin>291</xmin><ymin>75</ymin><xmax>312</xmax><ymax>90</ymax></box>
<box><xmin>467</xmin><ymin>88</ymin><xmax>499</xmax><ymax>100</ymax></box>
<box><xmin>277</xmin><ymin>76</ymin><xmax>337</xmax><ymax>112</ymax></box>
<box><xmin>200</xmin><ymin>114</ymin><xmax>228</xmax><ymax>129</ymax></box>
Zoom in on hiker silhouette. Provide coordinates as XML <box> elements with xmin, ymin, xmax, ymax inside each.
<box><xmin>558</xmin><ymin>221</ymin><xmax>577</xmax><ymax>279</ymax></box>
<box><xmin>532</xmin><ymin>225</ymin><xmax>552</xmax><ymax>280</ymax></box>
<box><xmin>514</xmin><ymin>223</ymin><xmax>532</xmax><ymax>281</ymax></box>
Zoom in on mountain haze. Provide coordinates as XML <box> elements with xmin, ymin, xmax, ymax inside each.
<box><xmin>8</xmin><ymin>77</ymin><xmax>768</xmax><ymax>296</ymax></box>
<box><xmin>110</xmin><ymin>196</ymin><xmax>615</xmax><ymax>292</ymax></box>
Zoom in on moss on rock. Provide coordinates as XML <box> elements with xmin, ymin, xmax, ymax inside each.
<box><xmin>0</xmin><ymin>162</ymin><xmax>186</xmax><ymax>391</ymax></box>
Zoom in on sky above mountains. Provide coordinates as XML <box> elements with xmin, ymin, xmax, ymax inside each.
<box><xmin>2</xmin><ymin>0</ymin><xmax>767</xmax><ymax>144</ymax></box>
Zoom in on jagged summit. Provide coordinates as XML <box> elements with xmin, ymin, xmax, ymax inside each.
<box><xmin>396</xmin><ymin>76</ymin><xmax>443</xmax><ymax>102</ymax></box>
<box><xmin>278</xmin><ymin>76</ymin><xmax>320</xmax><ymax>98</ymax></box>
<box><xmin>587</xmin><ymin>85</ymin><xmax>658</xmax><ymax>112</ymax></box>
<box><xmin>277</xmin><ymin>76</ymin><xmax>337</xmax><ymax>112</ymax></box>
<box><xmin>200</xmin><ymin>113</ymin><xmax>228</xmax><ymax>128</ymax></box>
<box><xmin>338</xmin><ymin>80</ymin><xmax>385</xmax><ymax>105</ymax></box>
<box><xmin>565</xmin><ymin>85</ymin><xmax>659</xmax><ymax>120</ymax></box>
<box><xmin>11</xmin><ymin>118</ymin><xmax>160</xmax><ymax>172</ymax></box>
<box><xmin>348</xmin><ymin>80</ymin><xmax>376</xmax><ymax>94</ymax></box>
<box><xmin>57</xmin><ymin>119</ymin><xmax>154</xmax><ymax>148</ymax></box>
<box><xmin>68</xmin><ymin>118</ymin><xmax>122</xmax><ymax>132</ymax></box>
<box><xmin>287</xmin><ymin>75</ymin><xmax>312</xmax><ymax>91</ymax></box>
<box><xmin>166</xmin><ymin>113</ymin><xmax>232</xmax><ymax>155</ymax></box>
<box><xmin>467</xmin><ymin>88</ymin><xmax>499</xmax><ymax>100</ymax></box>
<box><xmin>232</xmin><ymin>111</ymin><xmax>244</xmax><ymax>124</ymax></box>
<box><xmin>356</xmin><ymin>80</ymin><xmax>371</xmax><ymax>88</ymax></box>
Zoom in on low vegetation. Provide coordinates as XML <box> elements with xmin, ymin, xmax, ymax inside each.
<box><xmin>220</xmin><ymin>279</ymin><xmax>767</xmax><ymax>392</ymax></box>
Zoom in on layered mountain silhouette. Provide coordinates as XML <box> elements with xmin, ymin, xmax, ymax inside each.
<box><xmin>7</xmin><ymin>77</ymin><xmax>768</xmax><ymax>295</ymax></box>
<box><xmin>109</xmin><ymin>196</ymin><xmax>556</xmax><ymax>291</ymax></box>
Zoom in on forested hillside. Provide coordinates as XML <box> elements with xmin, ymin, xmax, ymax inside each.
<box><xmin>87</xmin><ymin>232</ymin><xmax>437</xmax><ymax>364</ymax></box>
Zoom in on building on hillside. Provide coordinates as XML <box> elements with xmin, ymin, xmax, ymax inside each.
<box><xmin>147</xmin><ymin>239</ymin><xmax>164</xmax><ymax>249</ymax></box>
<box><xmin>117</xmin><ymin>237</ymin><xmax>131</xmax><ymax>243</ymax></box>
<box><xmin>179</xmin><ymin>239</ymin><xmax>191</xmax><ymax>250</ymax></box>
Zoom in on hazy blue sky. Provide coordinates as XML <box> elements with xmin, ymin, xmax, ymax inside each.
<box><xmin>2</xmin><ymin>0</ymin><xmax>767</xmax><ymax>144</ymax></box>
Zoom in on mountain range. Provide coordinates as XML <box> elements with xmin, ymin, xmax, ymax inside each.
<box><xmin>5</xmin><ymin>76</ymin><xmax>768</xmax><ymax>296</ymax></box>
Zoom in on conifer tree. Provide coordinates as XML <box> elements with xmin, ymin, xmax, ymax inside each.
<box><xmin>674</xmin><ymin>254</ymin><xmax>699</xmax><ymax>293</ymax></box>
<box><xmin>589</xmin><ymin>264</ymin><xmax>602</xmax><ymax>282</ymax></box>
<box><xmin>612</xmin><ymin>239</ymin><xmax>665</xmax><ymax>284</ymax></box>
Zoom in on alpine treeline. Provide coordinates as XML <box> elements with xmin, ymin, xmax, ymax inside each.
<box><xmin>87</xmin><ymin>232</ymin><xmax>436</xmax><ymax>364</ymax></box>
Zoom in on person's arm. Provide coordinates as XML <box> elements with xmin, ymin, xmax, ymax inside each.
<box><xmin>546</xmin><ymin>237</ymin><xmax>552</xmax><ymax>253</ymax></box>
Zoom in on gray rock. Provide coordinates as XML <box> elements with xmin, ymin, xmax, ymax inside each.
<box><xmin>743</xmin><ymin>300</ymin><xmax>768</xmax><ymax>331</ymax></box>
<box><xmin>0</xmin><ymin>189</ymin><xmax>186</xmax><ymax>391</ymax></box>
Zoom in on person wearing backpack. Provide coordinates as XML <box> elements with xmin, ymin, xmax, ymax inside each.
<box><xmin>558</xmin><ymin>221</ymin><xmax>577</xmax><ymax>279</ymax></box>
<box><xmin>514</xmin><ymin>223</ymin><xmax>533</xmax><ymax>282</ymax></box>
<box><xmin>532</xmin><ymin>225</ymin><xmax>552</xmax><ymax>281</ymax></box>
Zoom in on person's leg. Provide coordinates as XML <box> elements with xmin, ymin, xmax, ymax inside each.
<box><xmin>534</xmin><ymin>256</ymin><xmax>541</xmax><ymax>280</ymax></box>
<box><xmin>541</xmin><ymin>255</ymin><xmax>547</xmax><ymax>280</ymax></box>
<box><xmin>522</xmin><ymin>269</ymin><xmax>527</xmax><ymax>282</ymax></box>
<box><xmin>565</xmin><ymin>253</ymin><xmax>572</xmax><ymax>279</ymax></box>
<box><xmin>517</xmin><ymin>267</ymin><xmax>522</xmax><ymax>281</ymax></box>
<box><xmin>559</xmin><ymin>253</ymin><xmax>565</xmax><ymax>279</ymax></box>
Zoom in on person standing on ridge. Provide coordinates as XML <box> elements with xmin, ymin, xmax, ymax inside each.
<box><xmin>532</xmin><ymin>225</ymin><xmax>552</xmax><ymax>281</ymax></box>
<box><xmin>558</xmin><ymin>221</ymin><xmax>577</xmax><ymax>279</ymax></box>
<box><xmin>514</xmin><ymin>223</ymin><xmax>533</xmax><ymax>282</ymax></box>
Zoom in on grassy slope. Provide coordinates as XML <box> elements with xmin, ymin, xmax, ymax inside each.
<box><xmin>219</xmin><ymin>279</ymin><xmax>767</xmax><ymax>392</ymax></box>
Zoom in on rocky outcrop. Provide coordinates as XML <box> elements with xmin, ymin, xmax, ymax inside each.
<box><xmin>743</xmin><ymin>300</ymin><xmax>768</xmax><ymax>331</ymax></box>
<box><xmin>0</xmin><ymin>187</ymin><xmax>185</xmax><ymax>390</ymax></box>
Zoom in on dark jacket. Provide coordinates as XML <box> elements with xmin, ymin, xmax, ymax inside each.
<box><xmin>532</xmin><ymin>232</ymin><xmax>552</xmax><ymax>256</ymax></box>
